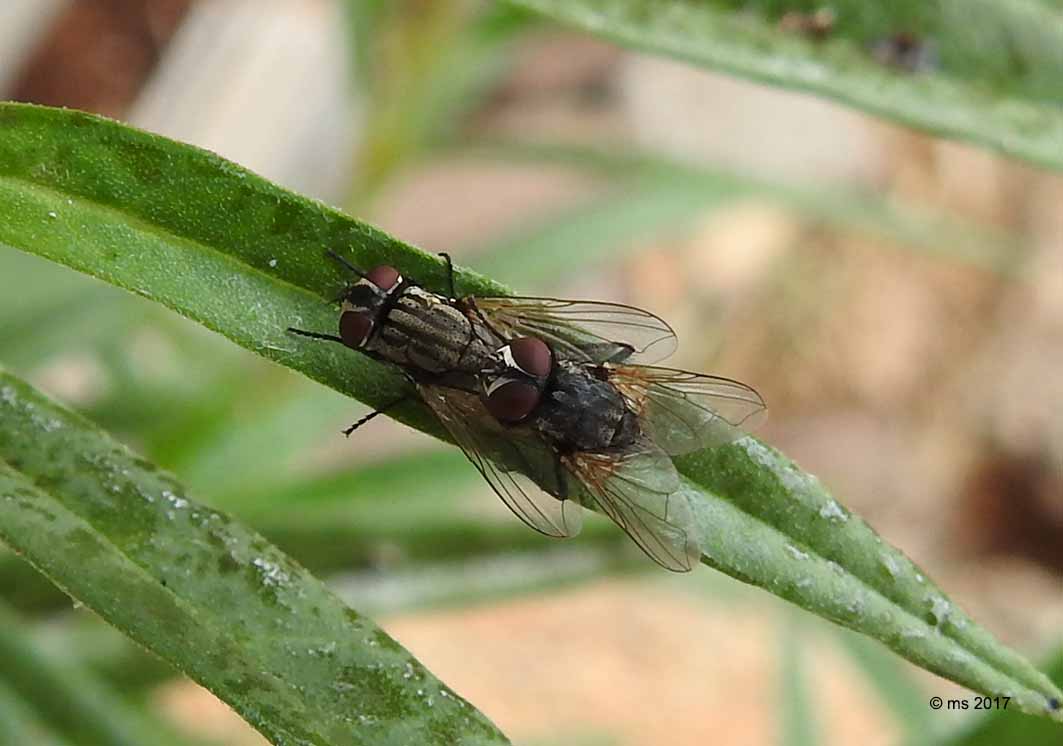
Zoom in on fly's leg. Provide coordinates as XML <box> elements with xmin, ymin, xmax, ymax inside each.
<box><xmin>438</xmin><ymin>252</ymin><xmax>457</xmax><ymax>299</ymax></box>
<box><xmin>554</xmin><ymin>453</ymin><xmax>569</xmax><ymax>499</ymax></box>
<box><xmin>287</xmin><ymin>327</ymin><xmax>344</xmax><ymax>345</ymax></box>
<box><xmin>343</xmin><ymin>396</ymin><xmax>408</xmax><ymax>437</ymax></box>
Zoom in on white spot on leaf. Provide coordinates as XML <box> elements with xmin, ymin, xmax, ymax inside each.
<box><xmin>819</xmin><ymin>499</ymin><xmax>848</xmax><ymax>523</ymax></box>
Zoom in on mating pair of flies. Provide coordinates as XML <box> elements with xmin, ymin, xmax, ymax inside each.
<box><xmin>289</xmin><ymin>251</ymin><xmax>766</xmax><ymax>571</ymax></box>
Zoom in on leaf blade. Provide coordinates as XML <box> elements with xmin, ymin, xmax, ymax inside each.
<box><xmin>680</xmin><ymin>440</ymin><xmax>1063</xmax><ymax>720</ymax></box>
<box><xmin>0</xmin><ymin>370</ymin><xmax>509</xmax><ymax>746</ymax></box>
<box><xmin>502</xmin><ymin>0</ymin><xmax>1063</xmax><ymax>173</ymax></box>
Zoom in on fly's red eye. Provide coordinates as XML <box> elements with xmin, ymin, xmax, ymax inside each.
<box><xmin>485</xmin><ymin>379</ymin><xmax>540</xmax><ymax>423</ymax></box>
<box><xmin>365</xmin><ymin>265</ymin><xmax>401</xmax><ymax>291</ymax></box>
<box><xmin>508</xmin><ymin>337</ymin><xmax>552</xmax><ymax>378</ymax></box>
<box><xmin>339</xmin><ymin>310</ymin><xmax>373</xmax><ymax>349</ymax></box>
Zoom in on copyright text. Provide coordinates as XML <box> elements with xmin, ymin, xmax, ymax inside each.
<box><xmin>929</xmin><ymin>696</ymin><xmax>1010</xmax><ymax>711</ymax></box>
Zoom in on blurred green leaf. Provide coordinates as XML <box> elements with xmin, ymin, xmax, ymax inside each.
<box><xmin>163</xmin><ymin>374</ymin><xmax>355</xmax><ymax>497</ymax></box>
<box><xmin>0</xmin><ymin>371</ymin><xmax>509</xmax><ymax>746</ymax></box>
<box><xmin>832</xmin><ymin>627</ymin><xmax>934</xmax><ymax>746</ymax></box>
<box><xmin>329</xmin><ymin>545</ymin><xmax>643</xmax><ymax>617</ymax></box>
<box><xmin>0</xmin><ymin>548</ymin><xmax>70</xmax><ymax>612</ymax></box>
<box><xmin>779</xmin><ymin>617</ymin><xmax>821</xmax><ymax>746</ymax></box>
<box><xmin>342</xmin><ymin>0</ymin><xmax>391</xmax><ymax>93</ymax></box>
<box><xmin>349</xmin><ymin>2</ymin><xmax>525</xmax><ymax>206</ymax></box>
<box><xmin>1</xmin><ymin>103</ymin><xmax>1060</xmax><ymax>720</ymax></box>
<box><xmin>0</xmin><ymin>678</ymin><xmax>70</xmax><ymax>746</ymax></box>
<box><xmin>0</xmin><ymin>249</ymin><xmax>136</xmax><ymax>370</ymax></box>
<box><xmin>503</xmin><ymin>0</ymin><xmax>1063</xmax><ymax>173</ymax></box>
<box><xmin>469</xmin><ymin>180</ymin><xmax>732</xmax><ymax>288</ymax></box>
<box><xmin>33</xmin><ymin>616</ymin><xmax>178</xmax><ymax>698</ymax></box>
<box><xmin>0</xmin><ymin>601</ymin><xmax>176</xmax><ymax>746</ymax></box>
<box><xmin>468</xmin><ymin>140</ymin><xmax>1023</xmax><ymax>276</ymax></box>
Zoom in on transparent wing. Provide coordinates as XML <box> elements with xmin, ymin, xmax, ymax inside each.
<box><xmin>608</xmin><ymin>366</ymin><xmax>766</xmax><ymax>456</ymax></box>
<box><xmin>470</xmin><ymin>297</ymin><xmax>677</xmax><ymax>365</ymax></box>
<box><xmin>418</xmin><ymin>383</ymin><xmax>582</xmax><ymax>538</ymax></box>
<box><xmin>565</xmin><ymin>442</ymin><xmax>699</xmax><ymax>572</ymax></box>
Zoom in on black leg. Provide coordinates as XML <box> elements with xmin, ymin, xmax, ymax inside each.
<box><xmin>438</xmin><ymin>252</ymin><xmax>457</xmax><ymax>299</ymax></box>
<box><xmin>326</xmin><ymin>249</ymin><xmax>366</xmax><ymax>278</ymax></box>
<box><xmin>553</xmin><ymin>453</ymin><xmax>569</xmax><ymax>499</ymax></box>
<box><xmin>287</xmin><ymin>327</ymin><xmax>344</xmax><ymax>344</ymax></box>
<box><xmin>342</xmin><ymin>396</ymin><xmax>408</xmax><ymax>437</ymax></box>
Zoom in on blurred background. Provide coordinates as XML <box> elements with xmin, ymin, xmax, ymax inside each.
<box><xmin>1</xmin><ymin>1</ymin><xmax>1061</xmax><ymax>745</ymax></box>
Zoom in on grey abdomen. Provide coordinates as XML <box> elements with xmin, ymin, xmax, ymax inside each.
<box><xmin>368</xmin><ymin>289</ymin><xmax>496</xmax><ymax>375</ymax></box>
<box><xmin>534</xmin><ymin>364</ymin><xmax>639</xmax><ymax>452</ymax></box>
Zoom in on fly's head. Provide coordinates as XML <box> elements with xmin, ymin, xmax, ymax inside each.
<box><xmin>481</xmin><ymin>336</ymin><xmax>554</xmax><ymax>424</ymax></box>
<box><xmin>337</xmin><ymin>265</ymin><xmax>403</xmax><ymax>350</ymax></box>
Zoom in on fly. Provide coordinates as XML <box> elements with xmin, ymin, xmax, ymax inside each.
<box><xmin>425</xmin><ymin>335</ymin><xmax>765</xmax><ymax>571</ymax></box>
<box><xmin>288</xmin><ymin>252</ymin><xmax>765</xmax><ymax>571</ymax></box>
<box><xmin>287</xmin><ymin>251</ymin><xmax>673</xmax><ymax>431</ymax></box>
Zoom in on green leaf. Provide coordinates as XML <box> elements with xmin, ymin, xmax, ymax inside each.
<box><xmin>778</xmin><ymin>617</ymin><xmax>822</xmax><ymax>746</ymax></box>
<box><xmin>469</xmin><ymin>180</ymin><xmax>733</xmax><ymax>289</ymax></box>
<box><xmin>466</xmin><ymin>140</ymin><xmax>1021</xmax><ymax>282</ymax></box>
<box><xmin>0</xmin><ymin>678</ymin><xmax>71</xmax><ymax>746</ymax></box>
<box><xmin>347</xmin><ymin>2</ymin><xmax>525</xmax><ymax>206</ymax></box>
<box><xmin>832</xmin><ymin>627</ymin><xmax>934</xmax><ymax>746</ymax></box>
<box><xmin>0</xmin><ymin>600</ymin><xmax>171</xmax><ymax>746</ymax></box>
<box><xmin>679</xmin><ymin>441</ymin><xmax>1061</xmax><ymax>720</ymax></box>
<box><xmin>501</xmin><ymin>0</ymin><xmax>1063</xmax><ymax>173</ymax></box>
<box><xmin>0</xmin><ymin>103</ymin><xmax>1060</xmax><ymax>720</ymax></box>
<box><xmin>32</xmin><ymin>617</ymin><xmax>178</xmax><ymax>699</ymax></box>
<box><xmin>0</xmin><ymin>547</ymin><xmax>70</xmax><ymax>612</ymax></box>
<box><xmin>0</xmin><ymin>249</ymin><xmax>138</xmax><ymax>369</ymax></box>
<box><xmin>0</xmin><ymin>371</ymin><xmax>509</xmax><ymax>746</ymax></box>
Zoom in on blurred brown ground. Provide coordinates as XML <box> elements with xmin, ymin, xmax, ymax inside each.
<box><xmin>6</xmin><ymin>2</ymin><xmax>1062</xmax><ymax>745</ymax></box>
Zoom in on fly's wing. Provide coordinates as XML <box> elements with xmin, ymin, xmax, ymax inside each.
<box><xmin>470</xmin><ymin>297</ymin><xmax>677</xmax><ymax>365</ymax></box>
<box><xmin>417</xmin><ymin>383</ymin><xmax>582</xmax><ymax>538</ymax></box>
<box><xmin>565</xmin><ymin>443</ymin><xmax>699</xmax><ymax>572</ymax></box>
<box><xmin>608</xmin><ymin>366</ymin><xmax>766</xmax><ymax>456</ymax></box>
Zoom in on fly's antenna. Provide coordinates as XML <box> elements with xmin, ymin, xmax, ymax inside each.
<box><xmin>342</xmin><ymin>395</ymin><xmax>408</xmax><ymax>437</ymax></box>
<box><xmin>342</xmin><ymin>409</ymin><xmax>386</xmax><ymax>437</ymax></box>
<box><xmin>326</xmin><ymin>250</ymin><xmax>366</xmax><ymax>279</ymax></box>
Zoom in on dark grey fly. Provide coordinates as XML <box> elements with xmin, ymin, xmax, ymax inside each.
<box><xmin>428</xmin><ymin>335</ymin><xmax>766</xmax><ymax>571</ymax></box>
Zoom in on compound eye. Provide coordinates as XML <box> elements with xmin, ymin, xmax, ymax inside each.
<box><xmin>339</xmin><ymin>310</ymin><xmax>373</xmax><ymax>349</ymax></box>
<box><xmin>508</xmin><ymin>337</ymin><xmax>552</xmax><ymax>378</ymax></box>
<box><xmin>365</xmin><ymin>265</ymin><xmax>401</xmax><ymax>291</ymax></box>
<box><xmin>485</xmin><ymin>379</ymin><xmax>541</xmax><ymax>424</ymax></box>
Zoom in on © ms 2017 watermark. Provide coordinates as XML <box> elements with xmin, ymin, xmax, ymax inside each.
<box><xmin>929</xmin><ymin>696</ymin><xmax>1010</xmax><ymax>711</ymax></box>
